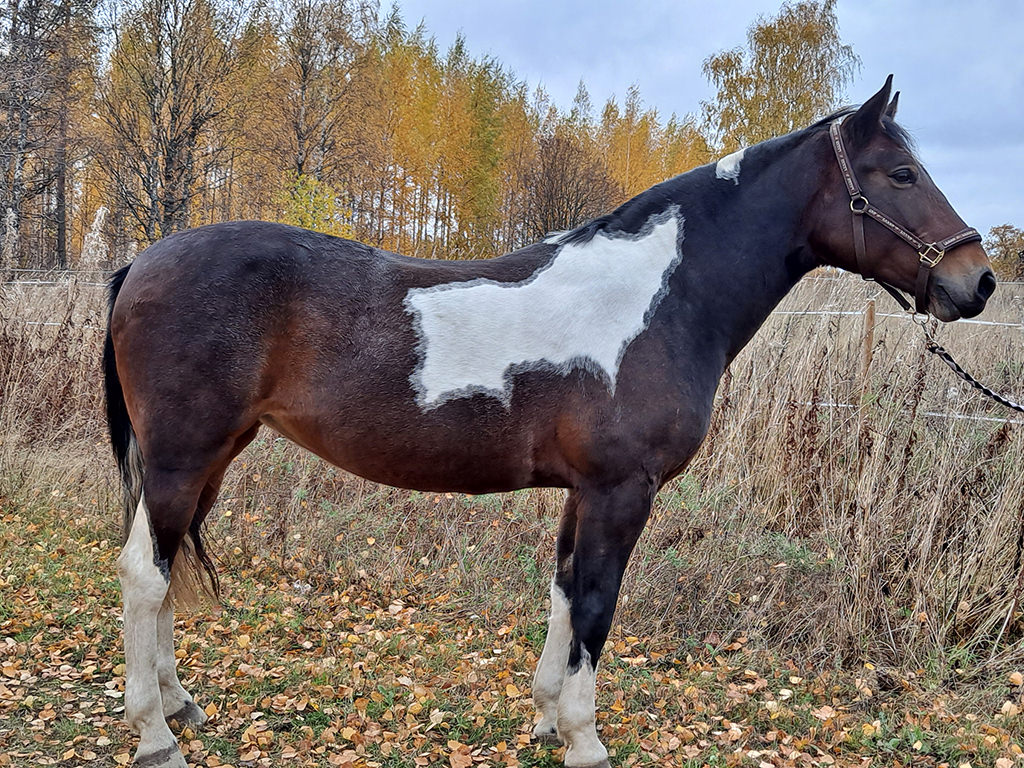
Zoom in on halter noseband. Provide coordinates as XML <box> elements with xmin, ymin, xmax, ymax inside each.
<box><xmin>828</xmin><ymin>120</ymin><xmax>982</xmax><ymax>315</ymax></box>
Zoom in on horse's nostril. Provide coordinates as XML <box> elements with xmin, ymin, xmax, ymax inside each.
<box><xmin>977</xmin><ymin>269</ymin><xmax>997</xmax><ymax>301</ymax></box>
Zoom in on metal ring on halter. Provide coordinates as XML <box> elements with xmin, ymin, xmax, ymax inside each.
<box><xmin>911</xmin><ymin>312</ymin><xmax>933</xmax><ymax>331</ymax></box>
<box><xmin>850</xmin><ymin>195</ymin><xmax>869</xmax><ymax>214</ymax></box>
<box><xmin>918</xmin><ymin>243</ymin><xmax>945</xmax><ymax>268</ymax></box>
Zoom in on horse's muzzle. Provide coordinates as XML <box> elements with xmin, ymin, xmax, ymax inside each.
<box><xmin>932</xmin><ymin>266</ymin><xmax>997</xmax><ymax>320</ymax></box>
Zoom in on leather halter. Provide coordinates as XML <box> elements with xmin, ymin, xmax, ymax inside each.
<box><xmin>828</xmin><ymin>120</ymin><xmax>982</xmax><ymax>315</ymax></box>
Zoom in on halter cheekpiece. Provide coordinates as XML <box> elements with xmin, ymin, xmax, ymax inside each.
<box><xmin>828</xmin><ymin>119</ymin><xmax>982</xmax><ymax>315</ymax></box>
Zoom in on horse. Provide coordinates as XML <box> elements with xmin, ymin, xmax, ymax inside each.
<box><xmin>105</xmin><ymin>77</ymin><xmax>994</xmax><ymax>768</ymax></box>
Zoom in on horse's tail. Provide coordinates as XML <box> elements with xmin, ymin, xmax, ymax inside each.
<box><xmin>104</xmin><ymin>265</ymin><xmax>143</xmax><ymax>545</ymax></box>
<box><xmin>104</xmin><ymin>263</ymin><xmax>216</xmax><ymax>605</ymax></box>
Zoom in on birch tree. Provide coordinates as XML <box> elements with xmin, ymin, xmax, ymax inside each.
<box><xmin>97</xmin><ymin>0</ymin><xmax>257</xmax><ymax>243</ymax></box>
<box><xmin>702</xmin><ymin>0</ymin><xmax>859</xmax><ymax>151</ymax></box>
<box><xmin>0</xmin><ymin>0</ymin><xmax>93</xmax><ymax>266</ymax></box>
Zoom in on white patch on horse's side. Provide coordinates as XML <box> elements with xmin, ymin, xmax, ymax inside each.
<box><xmin>406</xmin><ymin>208</ymin><xmax>683</xmax><ymax>409</ymax></box>
<box><xmin>715</xmin><ymin>147</ymin><xmax>745</xmax><ymax>184</ymax></box>
<box><xmin>557</xmin><ymin>648</ymin><xmax>607</xmax><ymax>766</ymax></box>
<box><xmin>532</xmin><ymin>581</ymin><xmax>573</xmax><ymax>738</ymax></box>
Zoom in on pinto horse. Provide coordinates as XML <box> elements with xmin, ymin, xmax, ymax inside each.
<box><xmin>106</xmin><ymin>78</ymin><xmax>994</xmax><ymax>768</ymax></box>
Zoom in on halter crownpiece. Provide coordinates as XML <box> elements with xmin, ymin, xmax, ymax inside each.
<box><xmin>828</xmin><ymin>120</ymin><xmax>982</xmax><ymax>315</ymax></box>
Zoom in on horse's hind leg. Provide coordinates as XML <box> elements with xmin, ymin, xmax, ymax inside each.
<box><xmin>532</xmin><ymin>490</ymin><xmax>580</xmax><ymax>744</ymax></box>
<box><xmin>158</xmin><ymin>592</ymin><xmax>205</xmax><ymax>729</ymax></box>
<box><xmin>119</xmin><ymin>475</ymin><xmax>202</xmax><ymax>768</ymax></box>
<box><xmin>158</xmin><ymin>426</ymin><xmax>260</xmax><ymax>731</ymax></box>
<box><xmin>157</xmin><ymin>479</ymin><xmax>223</xmax><ymax>730</ymax></box>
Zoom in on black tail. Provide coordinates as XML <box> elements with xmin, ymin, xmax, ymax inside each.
<box><xmin>104</xmin><ymin>263</ymin><xmax>219</xmax><ymax>600</ymax></box>
<box><xmin>104</xmin><ymin>265</ymin><xmax>143</xmax><ymax>544</ymax></box>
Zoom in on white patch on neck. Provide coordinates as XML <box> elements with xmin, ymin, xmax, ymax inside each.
<box><xmin>405</xmin><ymin>209</ymin><xmax>683</xmax><ymax>409</ymax></box>
<box><xmin>715</xmin><ymin>147</ymin><xmax>745</xmax><ymax>184</ymax></box>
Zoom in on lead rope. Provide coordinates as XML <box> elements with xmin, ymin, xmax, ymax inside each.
<box><xmin>913</xmin><ymin>315</ymin><xmax>1024</xmax><ymax>415</ymax></box>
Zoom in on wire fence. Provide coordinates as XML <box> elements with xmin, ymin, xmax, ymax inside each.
<box><xmin>6</xmin><ymin>267</ymin><xmax>1024</xmax><ymax>287</ymax></box>
<box><xmin>6</xmin><ymin>271</ymin><xmax>1024</xmax><ymax>329</ymax></box>
<box><xmin>2</xmin><ymin>267</ymin><xmax>109</xmax><ymax>287</ymax></box>
<box><xmin>6</xmin><ymin>268</ymin><xmax>1024</xmax><ymax>429</ymax></box>
<box><xmin>771</xmin><ymin>310</ymin><xmax>1024</xmax><ymax>328</ymax></box>
<box><xmin>6</xmin><ymin>266</ymin><xmax>1024</xmax><ymax>287</ymax></box>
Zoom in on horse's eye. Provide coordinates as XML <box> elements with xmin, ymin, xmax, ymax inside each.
<box><xmin>890</xmin><ymin>167</ymin><xmax>917</xmax><ymax>186</ymax></box>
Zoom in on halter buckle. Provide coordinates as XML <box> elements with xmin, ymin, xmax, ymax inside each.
<box><xmin>850</xmin><ymin>195</ymin><xmax>869</xmax><ymax>214</ymax></box>
<box><xmin>918</xmin><ymin>243</ymin><xmax>945</xmax><ymax>268</ymax></box>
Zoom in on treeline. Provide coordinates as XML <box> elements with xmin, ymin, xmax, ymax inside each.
<box><xmin>2</xmin><ymin>0</ymin><xmax>859</xmax><ymax>267</ymax></box>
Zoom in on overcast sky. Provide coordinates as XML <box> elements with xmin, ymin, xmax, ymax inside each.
<box><xmin>390</xmin><ymin>0</ymin><xmax>1022</xmax><ymax>238</ymax></box>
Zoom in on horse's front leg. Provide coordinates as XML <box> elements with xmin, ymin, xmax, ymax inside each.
<box><xmin>532</xmin><ymin>491</ymin><xmax>580</xmax><ymax>743</ymax></box>
<box><xmin>555</xmin><ymin>479</ymin><xmax>655</xmax><ymax>768</ymax></box>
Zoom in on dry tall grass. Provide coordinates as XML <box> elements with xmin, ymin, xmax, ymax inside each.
<box><xmin>3</xmin><ymin>273</ymin><xmax>1024</xmax><ymax>681</ymax></box>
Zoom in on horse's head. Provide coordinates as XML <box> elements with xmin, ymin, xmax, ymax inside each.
<box><xmin>808</xmin><ymin>76</ymin><xmax>995</xmax><ymax>321</ymax></box>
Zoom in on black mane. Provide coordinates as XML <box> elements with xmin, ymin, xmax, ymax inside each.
<box><xmin>557</xmin><ymin>105</ymin><xmax>916</xmax><ymax>248</ymax></box>
<box><xmin>812</xmin><ymin>105</ymin><xmax>917</xmax><ymax>150</ymax></box>
<box><xmin>556</xmin><ymin>181</ymin><xmax>682</xmax><ymax>247</ymax></box>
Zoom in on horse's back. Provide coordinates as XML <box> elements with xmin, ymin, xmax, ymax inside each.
<box><xmin>121</xmin><ymin>220</ymin><xmax>550</xmax><ymax>309</ymax></box>
<box><xmin>122</xmin><ymin>221</ymin><xmax>384</xmax><ymax>303</ymax></box>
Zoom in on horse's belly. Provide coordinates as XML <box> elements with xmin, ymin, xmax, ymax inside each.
<box><xmin>259</xmin><ymin>412</ymin><xmax>552</xmax><ymax>494</ymax></box>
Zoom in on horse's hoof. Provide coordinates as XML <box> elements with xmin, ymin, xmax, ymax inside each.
<box><xmin>532</xmin><ymin>729</ymin><xmax>562</xmax><ymax>746</ymax></box>
<box><xmin>132</xmin><ymin>745</ymin><xmax>188</xmax><ymax>768</ymax></box>
<box><xmin>564</xmin><ymin>746</ymin><xmax>611</xmax><ymax>768</ymax></box>
<box><xmin>166</xmin><ymin>700</ymin><xmax>208</xmax><ymax>731</ymax></box>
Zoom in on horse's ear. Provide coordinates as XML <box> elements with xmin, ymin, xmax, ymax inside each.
<box><xmin>844</xmin><ymin>74</ymin><xmax>893</xmax><ymax>146</ymax></box>
<box><xmin>884</xmin><ymin>91</ymin><xmax>900</xmax><ymax>120</ymax></box>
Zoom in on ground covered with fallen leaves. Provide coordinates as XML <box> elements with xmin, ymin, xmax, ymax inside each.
<box><xmin>3</xmin><ymin>491</ymin><xmax>1024</xmax><ymax>768</ymax></box>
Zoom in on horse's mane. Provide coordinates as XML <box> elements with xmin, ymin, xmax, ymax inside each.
<box><xmin>812</xmin><ymin>105</ymin><xmax>917</xmax><ymax>149</ymax></box>
<box><xmin>556</xmin><ymin>106</ymin><xmax>915</xmax><ymax>248</ymax></box>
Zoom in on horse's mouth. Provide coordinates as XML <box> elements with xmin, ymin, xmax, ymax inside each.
<box><xmin>932</xmin><ymin>283</ymin><xmax>989</xmax><ymax>322</ymax></box>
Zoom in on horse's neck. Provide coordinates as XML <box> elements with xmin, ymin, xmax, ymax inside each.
<box><xmin>663</xmin><ymin>147</ymin><xmax>819</xmax><ymax>366</ymax></box>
